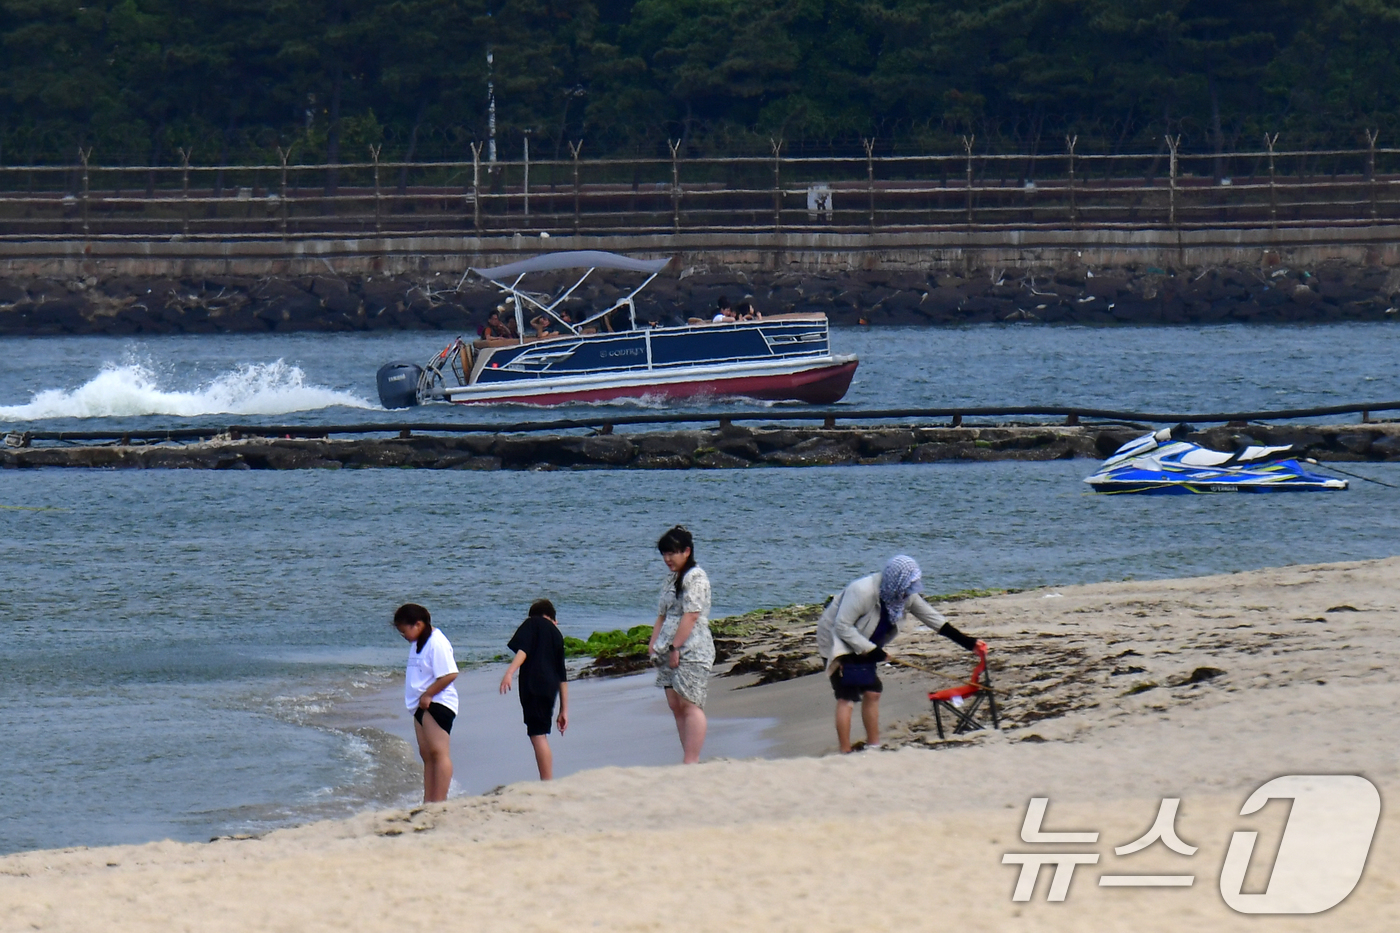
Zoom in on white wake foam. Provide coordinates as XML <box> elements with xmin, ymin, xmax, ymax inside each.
<box><xmin>0</xmin><ymin>360</ymin><xmax>376</xmax><ymax>421</ymax></box>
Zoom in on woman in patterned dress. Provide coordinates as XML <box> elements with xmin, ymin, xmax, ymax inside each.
<box><xmin>647</xmin><ymin>525</ymin><xmax>714</xmax><ymax>764</ymax></box>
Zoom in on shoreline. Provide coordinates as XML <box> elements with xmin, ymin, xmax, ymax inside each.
<box><xmin>315</xmin><ymin>668</ymin><xmax>782</xmax><ymax>799</ymax></box>
<box><xmin>6</xmin><ymin>556</ymin><xmax>1397</xmax><ymax>930</ymax></box>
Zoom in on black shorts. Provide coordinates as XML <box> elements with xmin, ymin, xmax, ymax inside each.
<box><xmin>830</xmin><ymin>654</ymin><xmax>884</xmax><ymax>702</ymax></box>
<box><xmin>520</xmin><ymin>690</ymin><xmax>558</xmax><ymax>736</ymax></box>
<box><xmin>414</xmin><ymin>702</ymin><xmax>456</xmax><ymax>735</ymax></box>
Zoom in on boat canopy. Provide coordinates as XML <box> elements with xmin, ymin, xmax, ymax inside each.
<box><xmin>465</xmin><ymin>250</ymin><xmax>672</xmax><ymax>336</ymax></box>
<box><xmin>470</xmin><ymin>251</ymin><xmax>671</xmax><ymax>281</ymax></box>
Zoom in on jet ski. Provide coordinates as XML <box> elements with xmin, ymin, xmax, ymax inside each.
<box><xmin>1084</xmin><ymin>424</ymin><xmax>1348</xmax><ymax>494</ymax></box>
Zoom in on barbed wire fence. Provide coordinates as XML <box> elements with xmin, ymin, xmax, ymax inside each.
<box><xmin>3</xmin><ymin>134</ymin><xmax>1400</xmax><ymax>241</ymax></box>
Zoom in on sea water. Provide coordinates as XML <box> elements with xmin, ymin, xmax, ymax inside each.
<box><xmin>1</xmin><ymin>324</ymin><xmax>1397</xmax><ymax>854</ymax></box>
<box><xmin>2</xmin><ymin>323</ymin><xmax>1397</xmax><ymax>429</ymax></box>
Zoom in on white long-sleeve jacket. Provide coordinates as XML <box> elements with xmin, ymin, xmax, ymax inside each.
<box><xmin>815</xmin><ymin>572</ymin><xmax>946</xmax><ymax>666</ymax></box>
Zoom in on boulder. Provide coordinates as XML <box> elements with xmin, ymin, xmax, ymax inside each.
<box><xmin>434</xmin><ymin>453</ymin><xmax>502</xmax><ymax>470</ymax></box>
<box><xmin>1290</xmin><ymin>284</ymin><xmax>1320</xmax><ymax>306</ymax></box>
<box><xmin>1334</xmin><ymin>432</ymin><xmax>1376</xmax><ymax>456</ymax></box>
<box><xmin>492</xmin><ymin>435</ymin><xmax>551</xmax><ymax>467</ymax></box>
<box><xmin>1372</xmin><ymin>434</ymin><xmax>1400</xmax><ymax>460</ymax></box>
<box><xmin>310</xmin><ymin>277</ymin><xmax>359</xmax><ymax>315</ymax></box>
<box><xmin>694</xmin><ymin>449</ymin><xmax>752</xmax><ymax>469</ymax></box>
<box><xmin>432</xmin><ymin>435</ymin><xmax>497</xmax><ymax>456</ymax></box>
<box><xmin>764</xmin><ymin>438</ymin><xmax>857</xmax><ymax>466</ymax></box>
<box><xmin>908</xmin><ymin>442</ymin><xmax>975</xmax><ymax>462</ymax></box>
<box><xmin>638</xmin><ymin>432</ymin><xmax>703</xmax><ymax>459</ymax></box>
<box><xmin>31</xmin><ymin>297</ymin><xmax>89</xmax><ymax>333</ymax></box>
<box><xmin>552</xmin><ymin>435</ymin><xmax>638</xmax><ymax>466</ymax></box>
<box><xmin>856</xmin><ymin>430</ymin><xmax>917</xmax><ymax>456</ymax></box>
<box><xmin>714</xmin><ymin>436</ymin><xmax>761</xmax><ymax>461</ymax></box>
<box><xmin>750</xmin><ymin>429</ymin><xmax>810</xmax><ymax>453</ymax></box>
<box><xmin>1094</xmin><ymin>429</ymin><xmax>1143</xmax><ymax>458</ymax></box>
<box><xmin>1084</xmin><ymin>277</ymin><xmax>1126</xmax><ymax>299</ymax></box>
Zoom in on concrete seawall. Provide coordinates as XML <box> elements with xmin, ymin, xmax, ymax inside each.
<box><xmin>5</xmin><ymin>422</ymin><xmax>1397</xmax><ymax>470</ymax></box>
<box><xmin>6</xmin><ymin>226</ymin><xmax>1400</xmax><ymax>278</ymax></box>
<box><xmin>5</xmin><ymin>227</ymin><xmax>1400</xmax><ymax>334</ymax></box>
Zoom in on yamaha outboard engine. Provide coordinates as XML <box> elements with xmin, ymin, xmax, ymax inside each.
<box><xmin>376</xmin><ymin>362</ymin><xmax>423</xmax><ymax>409</ymax></box>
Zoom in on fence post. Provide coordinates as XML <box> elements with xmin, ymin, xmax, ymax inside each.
<box><xmin>1065</xmin><ymin>135</ymin><xmax>1078</xmax><ymax>228</ymax></box>
<box><xmin>78</xmin><ymin>147</ymin><xmax>91</xmax><ymax>238</ymax></box>
<box><xmin>177</xmin><ymin>147</ymin><xmax>191</xmax><ymax>236</ymax></box>
<box><xmin>962</xmin><ymin>135</ymin><xmax>975</xmax><ymax>225</ymax></box>
<box><xmin>470</xmin><ymin>142</ymin><xmax>482</xmax><ymax>233</ymax></box>
<box><xmin>568</xmin><ymin>140</ymin><xmax>582</xmax><ymax>235</ymax></box>
<box><xmin>771</xmin><ymin>137</ymin><xmax>783</xmax><ymax>232</ymax></box>
<box><xmin>369</xmin><ymin>144</ymin><xmax>382</xmax><ymax>234</ymax></box>
<box><xmin>276</xmin><ymin>145</ymin><xmax>291</xmax><ymax>239</ymax></box>
<box><xmin>1166</xmin><ymin>135</ymin><xmax>1180</xmax><ymax>229</ymax></box>
<box><xmin>523</xmin><ymin>130</ymin><xmax>531</xmax><ymax>218</ymax></box>
<box><xmin>668</xmin><ymin>138</ymin><xmax>681</xmax><ymax>233</ymax></box>
<box><xmin>862</xmin><ymin>138</ymin><xmax>875</xmax><ymax>230</ymax></box>
<box><xmin>1265</xmin><ymin>133</ymin><xmax>1279</xmax><ymax>230</ymax></box>
<box><xmin>1366</xmin><ymin>128</ymin><xmax>1378</xmax><ymax>223</ymax></box>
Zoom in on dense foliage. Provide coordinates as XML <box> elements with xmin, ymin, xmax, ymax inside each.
<box><xmin>4</xmin><ymin>0</ymin><xmax>1400</xmax><ymax>164</ymax></box>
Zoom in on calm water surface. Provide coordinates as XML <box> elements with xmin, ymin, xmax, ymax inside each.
<box><xmin>1</xmin><ymin>324</ymin><xmax>1397</xmax><ymax>854</ymax></box>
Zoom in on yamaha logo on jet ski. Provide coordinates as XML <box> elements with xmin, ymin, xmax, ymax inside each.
<box><xmin>375</xmin><ymin>250</ymin><xmax>858</xmax><ymax>408</ymax></box>
<box><xmin>1084</xmin><ymin>424</ymin><xmax>1348</xmax><ymax>495</ymax></box>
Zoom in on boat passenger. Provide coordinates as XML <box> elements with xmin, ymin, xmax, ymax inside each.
<box><xmin>816</xmin><ymin>556</ymin><xmax>986</xmax><ymax>753</ymax></box>
<box><xmin>712</xmin><ymin>296</ymin><xmax>735</xmax><ymax>323</ymax></box>
<box><xmin>529</xmin><ymin>314</ymin><xmax>560</xmax><ymax>339</ymax></box>
<box><xmin>484</xmin><ymin>309</ymin><xmax>514</xmax><ymax>339</ymax></box>
<box><xmin>736</xmin><ymin>300</ymin><xmax>761</xmax><ymax>321</ymax></box>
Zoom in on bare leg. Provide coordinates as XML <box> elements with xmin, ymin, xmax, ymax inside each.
<box><xmin>530</xmin><ymin>734</ymin><xmax>553</xmax><ymax>780</ymax></box>
<box><xmin>862</xmin><ymin>691</ymin><xmax>882</xmax><ymax>747</ymax></box>
<box><xmin>835</xmin><ymin>699</ymin><xmax>855</xmax><ymax>753</ymax></box>
<box><xmin>414</xmin><ymin>712</ymin><xmax>453</xmax><ymax>802</ymax></box>
<box><xmin>665</xmin><ymin>687</ymin><xmax>708</xmax><ymax>764</ymax></box>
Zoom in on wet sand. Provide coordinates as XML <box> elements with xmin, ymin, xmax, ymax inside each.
<box><xmin>325</xmin><ymin>668</ymin><xmax>778</xmax><ymax>794</ymax></box>
<box><xmin>4</xmin><ymin>557</ymin><xmax>1397</xmax><ymax>932</ymax></box>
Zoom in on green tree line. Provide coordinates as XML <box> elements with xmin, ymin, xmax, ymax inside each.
<box><xmin>4</xmin><ymin>0</ymin><xmax>1400</xmax><ymax>165</ymax></box>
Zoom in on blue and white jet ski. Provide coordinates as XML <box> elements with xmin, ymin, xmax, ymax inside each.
<box><xmin>1084</xmin><ymin>425</ymin><xmax>1348</xmax><ymax>494</ymax></box>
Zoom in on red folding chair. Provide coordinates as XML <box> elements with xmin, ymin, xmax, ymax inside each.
<box><xmin>928</xmin><ymin>644</ymin><xmax>1000</xmax><ymax>739</ymax></box>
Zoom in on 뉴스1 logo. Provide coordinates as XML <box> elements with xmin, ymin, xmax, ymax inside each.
<box><xmin>1002</xmin><ymin>774</ymin><xmax>1381</xmax><ymax>914</ymax></box>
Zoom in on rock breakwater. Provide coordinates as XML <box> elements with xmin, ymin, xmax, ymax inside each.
<box><xmin>2</xmin><ymin>260</ymin><xmax>1398</xmax><ymax>335</ymax></box>
<box><xmin>4</xmin><ymin>422</ymin><xmax>1396</xmax><ymax>470</ymax></box>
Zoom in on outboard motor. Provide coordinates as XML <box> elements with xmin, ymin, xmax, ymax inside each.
<box><xmin>376</xmin><ymin>362</ymin><xmax>423</xmax><ymax>409</ymax></box>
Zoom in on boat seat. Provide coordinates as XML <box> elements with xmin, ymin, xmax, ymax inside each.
<box><xmin>1178</xmin><ymin>448</ymin><xmax>1234</xmax><ymax>467</ymax></box>
<box><xmin>928</xmin><ymin>644</ymin><xmax>1000</xmax><ymax>739</ymax></box>
<box><xmin>1235</xmin><ymin>444</ymin><xmax>1294</xmax><ymax>463</ymax></box>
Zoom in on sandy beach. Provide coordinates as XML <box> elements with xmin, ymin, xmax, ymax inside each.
<box><xmin>3</xmin><ymin>557</ymin><xmax>1396</xmax><ymax>932</ymax></box>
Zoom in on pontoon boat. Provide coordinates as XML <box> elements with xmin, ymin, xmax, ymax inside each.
<box><xmin>376</xmin><ymin>251</ymin><xmax>858</xmax><ymax>407</ymax></box>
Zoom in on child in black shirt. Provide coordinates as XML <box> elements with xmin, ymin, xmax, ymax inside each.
<box><xmin>499</xmin><ymin>598</ymin><xmax>570</xmax><ymax>780</ymax></box>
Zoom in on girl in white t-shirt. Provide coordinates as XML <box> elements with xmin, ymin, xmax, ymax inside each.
<box><xmin>393</xmin><ymin>603</ymin><xmax>459</xmax><ymax>802</ymax></box>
